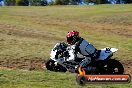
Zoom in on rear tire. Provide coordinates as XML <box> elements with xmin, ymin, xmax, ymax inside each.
<box><xmin>93</xmin><ymin>59</ymin><xmax>124</xmax><ymax>74</ymax></box>
<box><xmin>106</xmin><ymin>59</ymin><xmax>124</xmax><ymax>74</ymax></box>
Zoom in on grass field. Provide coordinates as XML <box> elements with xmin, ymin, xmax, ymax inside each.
<box><xmin>0</xmin><ymin>5</ymin><xmax>132</xmax><ymax>88</ymax></box>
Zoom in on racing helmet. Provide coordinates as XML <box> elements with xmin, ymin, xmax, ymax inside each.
<box><xmin>66</xmin><ymin>31</ymin><xmax>79</xmax><ymax>45</ymax></box>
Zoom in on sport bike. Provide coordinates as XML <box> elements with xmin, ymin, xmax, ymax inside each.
<box><xmin>45</xmin><ymin>43</ymin><xmax>124</xmax><ymax>74</ymax></box>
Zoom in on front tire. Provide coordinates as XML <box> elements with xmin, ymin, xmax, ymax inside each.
<box><xmin>45</xmin><ymin>59</ymin><xmax>55</xmax><ymax>71</ymax></box>
<box><xmin>54</xmin><ymin>64</ymin><xmax>67</xmax><ymax>72</ymax></box>
<box><xmin>45</xmin><ymin>59</ymin><xmax>67</xmax><ymax>72</ymax></box>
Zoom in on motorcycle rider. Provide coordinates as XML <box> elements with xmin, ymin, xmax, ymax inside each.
<box><xmin>66</xmin><ymin>31</ymin><xmax>99</xmax><ymax>71</ymax></box>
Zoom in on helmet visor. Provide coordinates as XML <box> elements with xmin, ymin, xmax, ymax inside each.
<box><xmin>67</xmin><ymin>36</ymin><xmax>73</xmax><ymax>44</ymax></box>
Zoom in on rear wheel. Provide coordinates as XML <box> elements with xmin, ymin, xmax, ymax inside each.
<box><xmin>106</xmin><ymin>59</ymin><xmax>124</xmax><ymax>74</ymax></box>
<box><xmin>94</xmin><ymin>59</ymin><xmax>124</xmax><ymax>74</ymax></box>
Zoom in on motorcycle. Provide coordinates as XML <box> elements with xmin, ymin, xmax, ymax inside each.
<box><xmin>45</xmin><ymin>43</ymin><xmax>124</xmax><ymax>74</ymax></box>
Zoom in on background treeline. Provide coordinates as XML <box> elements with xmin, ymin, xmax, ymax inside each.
<box><xmin>5</xmin><ymin>0</ymin><xmax>132</xmax><ymax>6</ymax></box>
<box><xmin>5</xmin><ymin>0</ymin><xmax>49</xmax><ymax>6</ymax></box>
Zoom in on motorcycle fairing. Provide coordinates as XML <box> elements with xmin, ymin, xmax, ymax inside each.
<box><xmin>98</xmin><ymin>47</ymin><xmax>118</xmax><ymax>60</ymax></box>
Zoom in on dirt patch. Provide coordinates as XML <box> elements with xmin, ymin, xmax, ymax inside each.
<box><xmin>0</xmin><ymin>57</ymin><xmax>46</xmax><ymax>71</ymax></box>
<box><xmin>0</xmin><ymin>58</ymin><xmax>132</xmax><ymax>75</ymax></box>
<box><xmin>120</xmin><ymin>60</ymin><xmax>132</xmax><ymax>76</ymax></box>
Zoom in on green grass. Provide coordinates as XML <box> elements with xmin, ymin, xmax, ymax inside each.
<box><xmin>0</xmin><ymin>5</ymin><xmax>132</xmax><ymax>60</ymax></box>
<box><xmin>0</xmin><ymin>69</ymin><xmax>132</xmax><ymax>88</ymax></box>
<box><xmin>0</xmin><ymin>5</ymin><xmax>132</xmax><ymax>88</ymax></box>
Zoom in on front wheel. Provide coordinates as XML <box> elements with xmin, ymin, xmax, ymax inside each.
<box><xmin>54</xmin><ymin>64</ymin><xmax>67</xmax><ymax>72</ymax></box>
<box><xmin>45</xmin><ymin>59</ymin><xmax>55</xmax><ymax>71</ymax></box>
<box><xmin>45</xmin><ymin>59</ymin><xmax>67</xmax><ymax>72</ymax></box>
